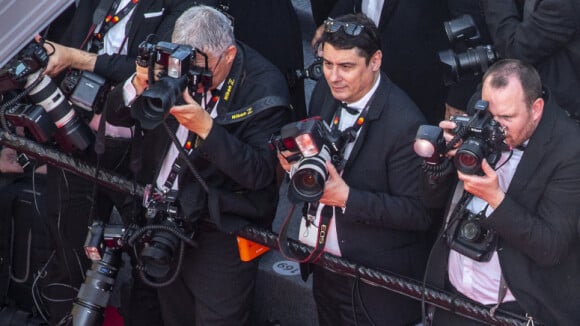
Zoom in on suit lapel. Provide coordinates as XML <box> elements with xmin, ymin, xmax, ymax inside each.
<box><xmin>506</xmin><ymin>103</ymin><xmax>555</xmax><ymax>195</ymax></box>
<box><xmin>126</xmin><ymin>0</ymin><xmax>154</xmax><ymax>50</ymax></box>
<box><xmin>343</xmin><ymin>74</ymin><xmax>389</xmax><ymax>170</ymax></box>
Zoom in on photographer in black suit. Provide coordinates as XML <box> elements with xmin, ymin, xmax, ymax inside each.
<box><xmin>421</xmin><ymin>59</ymin><xmax>580</xmax><ymax>325</ymax></box>
<box><xmin>105</xmin><ymin>6</ymin><xmax>291</xmax><ymax>325</ymax></box>
<box><xmin>278</xmin><ymin>13</ymin><xmax>431</xmax><ymax>325</ymax></box>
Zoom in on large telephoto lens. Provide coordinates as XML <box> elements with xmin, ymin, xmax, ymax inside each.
<box><xmin>26</xmin><ymin>72</ymin><xmax>94</xmax><ymax>150</ymax></box>
<box><xmin>288</xmin><ymin>147</ymin><xmax>331</xmax><ymax>203</ymax></box>
<box><xmin>71</xmin><ymin>248</ymin><xmax>121</xmax><ymax>326</ymax></box>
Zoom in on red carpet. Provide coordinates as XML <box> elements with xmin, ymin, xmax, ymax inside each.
<box><xmin>103</xmin><ymin>306</ymin><xmax>124</xmax><ymax>326</ymax></box>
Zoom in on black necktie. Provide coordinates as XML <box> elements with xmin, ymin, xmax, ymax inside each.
<box><xmin>341</xmin><ymin>102</ymin><xmax>359</xmax><ymax>115</ymax></box>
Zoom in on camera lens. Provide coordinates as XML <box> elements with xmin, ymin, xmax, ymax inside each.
<box><xmin>71</xmin><ymin>248</ymin><xmax>120</xmax><ymax>326</ymax></box>
<box><xmin>139</xmin><ymin>221</ymin><xmax>181</xmax><ymax>279</ymax></box>
<box><xmin>288</xmin><ymin>148</ymin><xmax>331</xmax><ymax>203</ymax></box>
<box><xmin>26</xmin><ymin>72</ymin><xmax>94</xmax><ymax>151</ymax></box>
<box><xmin>131</xmin><ymin>75</ymin><xmax>188</xmax><ymax>130</ymax></box>
<box><xmin>454</xmin><ymin>138</ymin><xmax>485</xmax><ymax>174</ymax></box>
<box><xmin>459</xmin><ymin>220</ymin><xmax>481</xmax><ymax>241</ymax></box>
<box><xmin>291</xmin><ymin>168</ymin><xmax>326</xmax><ymax>200</ymax></box>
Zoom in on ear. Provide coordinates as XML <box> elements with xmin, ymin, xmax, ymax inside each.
<box><xmin>224</xmin><ymin>45</ymin><xmax>237</xmax><ymax>64</ymax></box>
<box><xmin>371</xmin><ymin>50</ymin><xmax>382</xmax><ymax>71</ymax></box>
<box><xmin>531</xmin><ymin>97</ymin><xmax>544</xmax><ymax>122</ymax></box>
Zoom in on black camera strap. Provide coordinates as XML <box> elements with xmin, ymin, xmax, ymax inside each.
<box><xmin>277</xmin><ymin>202</ymin><xmax>334</xmax><ymax>263</ymax></box>
<box><xmin>161</xmin><ymin>131</ymin><xmax>197</xmax><ymax>196</ymax></box>
<box><xmin>213</xmin><ymin>96</ymin><xmax>290</xmax><ymax>125</ymax></box>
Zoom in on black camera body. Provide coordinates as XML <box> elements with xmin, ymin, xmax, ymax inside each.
<box><xmin>447</xmin><ymin>209</ymin><xmax>497</xmax><ymax>262</ymax></box>
<box><xmin>4</xmin><ymin>103</ymin><xmax>56</xmax><ymax>143</ymax></box>
<box><xmin>438</xmin><ymin>14</ymin><xmax>500</xmax><ymax>85</ymax></box>
<box><xmin>132</xmin><ymin>40</ymin><xmax>213</xmax><ymax>130</ymax></box>
<box><xmin>270</xmin><ymin>117</ymin><xmax>348</xmax><ymax>203</ymax></box>
<box><xmin>449</xmin><ymin>100</ymin><xmax>505</xmax><ymax>175</ymax></box>
<box><xmin>0</xmin><ymin>42</ymin><xmax>49</xmax><ymax>93</ymax></box>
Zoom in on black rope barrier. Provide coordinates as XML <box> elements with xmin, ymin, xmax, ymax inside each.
<box><xmin>0</xmin><ymin>132</ymin><xmax>531</xmax><ymax>325</ymax></box>
<box><xmin>0</xmin><ymin>132</ymin><xmax>144</xmax><ymax>196</ymax></box>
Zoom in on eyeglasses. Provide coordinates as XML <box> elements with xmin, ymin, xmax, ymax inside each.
<box><xmin>324</xmin><ymin>18</ymin><xmax>365</xmax><ymax>36</ymax></box>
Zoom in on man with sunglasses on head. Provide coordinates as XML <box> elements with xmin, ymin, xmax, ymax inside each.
<box><xmin>310</xmin><ymin>0</ymin><xmax>449</xmax><ymax>125</ymax></box>
<box><xmin>104</xmin><ymin>6</ymin><xmax>291</xmax><ymax>325</ymax></box>
<box><xmin>278</xmin><ymin>13</ymin><xmax>431</xmax><ymax>325</ymax></box>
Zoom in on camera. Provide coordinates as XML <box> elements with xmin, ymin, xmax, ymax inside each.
<box><xmin>269</xmin><ymin>117</ymin><xmax>351</xmax><ymax>203</ymax></box>
<box><xmin>449</xmin><ymin>100</ymin><xmax>505</xmax><ymax>175</ymax></box>
<box><xmin>438</xmin><ymin>14</ymin><xmax>500</xmax><ymax>85</ymax></box>
<box><xmin>131</xmin><ymin>40</ymin><xmax>213</xmax><ymax>130</ymax></box>
<box><xmin>0</xmin><ymin>42</ymin><xmax>94</xmax><ymax>151</ymax></box>
<box><xmin>446</xmin><ymin>209</ymin><xmax>497</xmax><ymax>262</ymax></box>
<box><xmin>414</xmin><ymin>100</ymin><xmax>506</xmax><ymax>175</ymax></box>
<box><xmin>287</xmin><ymin>57</ymin><xmax>323</xmax><ymax>88</ymax></box>
<box><xmin>139</xmin><ymin>184</ymin><xmax>199</xmax><ymax>280</ymax></box>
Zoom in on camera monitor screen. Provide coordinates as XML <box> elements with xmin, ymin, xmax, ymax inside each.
<box><xmin>0</xmin><ymin>0</ymin><xmax>75</xmax><ymax>68</ymax></box>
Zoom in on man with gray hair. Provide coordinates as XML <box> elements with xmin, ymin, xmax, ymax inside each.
<box><xmin>105</xmin><ymin>5</ymin><xmax>292</xmax><ymax>325</ymax></box>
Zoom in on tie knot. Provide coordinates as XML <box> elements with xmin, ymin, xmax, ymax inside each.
<box><xmin>341</xmin><ymin>102</ymin><xmax>359</xmax><ymax>115</ymax></box>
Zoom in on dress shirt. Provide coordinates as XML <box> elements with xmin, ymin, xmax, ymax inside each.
<box><xmin>448</xmin><ymin>146</ymin><xmax>526</xmax><ymax>304</ymax></box>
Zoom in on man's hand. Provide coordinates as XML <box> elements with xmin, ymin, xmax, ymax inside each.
<box><xmin>458</xmin><ymin>159</ymin><xmax>505</xmax><ymax>208</ymax></box>
<box><xmin>170</xmin><ymin>90</ymin><xmax>213</xmax><ymax>139</ymax></box>
<box><xmin>277</xmin><ymin>150</ymin><xmax>300</xmax><ymax>172</ymax></box>
<box><xmin>439</xmin><ymin>119</ymin><xmax>460</xmax><ymax>158</ymax></box>
<box><xmin>311</xmin><ymin>25</ymin><xmax>325</xmax><ymax>52</ymax></box>
<box><xmin>0</xmin><ymin>148</ymin><xmax>24</xmax><ymax>174</ymax></box>
<box><xmin>320</xmin><ymin>161</ymin><xmax>349</xmax><ymax>208</ymax></box>
<box><xmin>40</xmin><ymin>40</ymin><xmax>97</xmax><ymax>77</ymax></box>
<box><xmin>132</xmin><ymin>63</ymin><xmax>164</xmax><ymax>96</ymax></box>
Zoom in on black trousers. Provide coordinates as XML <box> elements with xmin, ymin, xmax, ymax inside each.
<box><xmin>311</xmin><ymin>264</ymin><xmax>422</xmax><ymax>326</ymax></box>
<box><xmin>157</xmin><ymin>228</ymin><xmax>260</xmax><ymax>326</ymax></box>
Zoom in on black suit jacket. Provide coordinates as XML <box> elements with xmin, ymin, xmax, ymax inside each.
<box><xmin>107</xmin><ymin>42</ymin><xmax>291</xmax><ymax>232</ymax></box>
<box><xmin>329</xmin><ymin>0</ymin><xmax>450</xmax><ymax>124</ymax></box>
<box><xmin>310</xmin><ymin>72</ymin><xmax>431</xmax><ymax>279</ymax></box>
<box><xmin>422</xmin><ymin>94</ymin><xmax>580</xmax><ymax>325</ymax></box>
<box><xmin>59</xmin><ymin>0</ymin><xmax>193</xmax><ymax>83</ymax></box>
<box><xmin>483</xmin><ymin>0</ymin><xmax>580</xmax><ymax>118</ymax></box>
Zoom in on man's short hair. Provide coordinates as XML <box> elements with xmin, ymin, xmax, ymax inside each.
<box><xmin>320</xmin><ymin>13</ymin><xmax>381</xmax><ymax>64</ymax></box>
<box><xmin>483</xmin><ymin>59</ymin><xmax>543</xmax><ymax>108</ymax></box>
<box><xmin>172</xmin><ymin>5</ymin><xmax>235</xmax><ymax>57</ymax></box>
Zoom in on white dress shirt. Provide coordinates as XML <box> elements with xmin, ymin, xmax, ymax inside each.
<box><xmin>448</xmin><ymin>147</ymin><xmax>525</xmax><ymax>304</ymax></box>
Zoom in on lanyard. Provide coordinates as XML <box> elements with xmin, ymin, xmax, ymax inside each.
<box><xmin>92</xmin><ymin>0</ymin><xmax>139</xmax><ymax>50</ymax></box>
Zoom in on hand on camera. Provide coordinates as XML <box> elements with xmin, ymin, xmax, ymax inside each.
<box><xmin>277</xmin><ymin>150</ymin><xmax>301</xmax><ymax>172</ymax></box>
<box><xmin>439</xmin><ymin>120</ymin><xmax>460</xmax><ymax>157</ymax></box>
<box><xmin>320</xmin><ymin>161</ymin><xmax>349</xmax><ymax>209</ymax></box>
<box><xmin>132</xmin><ymin>63</ymin><xmax>164</xmax><ymax>96</ymax></box>
<box><xmin>170</xmin><ymin>89</ymin><xmax>213</xmax><ymax>139</ymax></box>
<box><xmin>458</xmin><ymin>159</ymin><xmax>505</xmax><ymax>209</ymax></box>
<box><xmin>40</xmin><ymin>40</ymin><xmax>72</xmax><ymax>77</ymax></box>
<box><xmin>35</xmin><ymin>36</ymin><xmax>96</xmax><ymax>77</ymax></box>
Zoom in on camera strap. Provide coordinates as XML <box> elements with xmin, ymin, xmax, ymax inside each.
<box><xmin>277</xmin><ymin>202</ymin><xmax>334</xmax><ymax>263</ymax></box>
<box><xmin>92</xmin><ymin>0</ymin><xmax>139</xmax><ymax>51</ymax></box>
<box><xmin>213</xmin><ymin>96</ymin><xmax>291</xmax><ymax>125</ymax></box>
<box><xmin>161</xmin><ymin>131</ymin><xmax>197</xmax><ymax>195</ymax></box>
